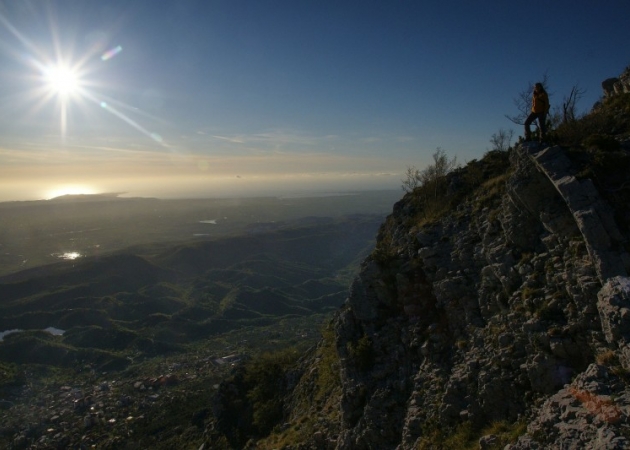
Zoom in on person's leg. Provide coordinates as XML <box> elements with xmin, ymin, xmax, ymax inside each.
<box><xmin>538</xmin><ymin>113</ymin><xmax>547</xmax><ymax>141</ymax></box>
<box><xmin>524</xmin><ymin>113</ymin><xmax>537</xmax><ymax>141</ymax></box>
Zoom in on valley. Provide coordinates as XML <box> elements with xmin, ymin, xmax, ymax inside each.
<box><xmin>0</xmin><ymin>191</ymin><xmax>398</xmax><ymax>449</ymax></box>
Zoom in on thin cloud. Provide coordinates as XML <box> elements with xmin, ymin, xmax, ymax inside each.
<box><xmin>205</xmin><ymin>129</ymin><xmax>325</xmax><ymax>149</ymax></box>
<box><xmin>211</xmin><ymin>135</ymin><xmax>246</xmax><ymax>144</ymax></box>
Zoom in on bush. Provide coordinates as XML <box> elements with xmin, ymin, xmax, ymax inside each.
<box><xmin>347</xmin><ymin>334</ymin><xmax>374</xmax><ymax>371</ymax></box>
<box><xmin>583</xmin><ymin>134</ymin><xmax>621</xmax><ymax>152</ymax></box>
<box><xmin>212</xmin><ymin>347</ymin><xmax>302</xmax><ymax>447</ymax></box>
<box><xmin>553</xmin><ymin>93</ymin><xmax>630</xmax><ymax>146</ymax></box>
<box><xmin>403</xmin><ymin>148</ymin><xmax>458</xmax><ymax>195</ymax></box>
<box><xmin>244</xmin><ymin>348</ymin><xmax>301</xmax><ymax>434</ymax></box>
<box><xmin>592</xmin><ymin>150</ymin><xmax>630</xmax><ymax>180</ymax></box>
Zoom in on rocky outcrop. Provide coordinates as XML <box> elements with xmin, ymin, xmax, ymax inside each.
<box><xmin>274</xmin><ymin>138</ymin><xmax>630</xmax><ymax>449</ymax></box>
<box><xmin>523</xmin><ymin>142</ymin><xmax>629</xmax><ymax>283</ymax></box>
<box><xmin>602</xmin><ymin>66</ymin><xmax>630</xmax><ymax>97</ymax></box>
<box><xmin>598</xmin><ymin>276</ymin><xmax>630</xmax><ymax>371</ymax></box>
<box><xmin>509</xmin><ymin>363</ymin><xmax>630</xmax><ymax>450</ymax></box>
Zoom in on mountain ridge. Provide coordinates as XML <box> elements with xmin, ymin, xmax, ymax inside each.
<box><xmin>246</xmin><ymin>69</ymin><xmax>630</xmax><ymax>449</ymax></box>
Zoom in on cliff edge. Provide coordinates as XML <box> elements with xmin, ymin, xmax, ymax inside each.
<box><xmin>234</xmin><ymin>69</ymin><xmax>630</xmax><ymax>450</ymax></box>
<box><xmin>325</xmin><ymin>141</ymin><xmax>630</xmax><ymax>449</ymax></box>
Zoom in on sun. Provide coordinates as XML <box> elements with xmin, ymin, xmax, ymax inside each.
<box><xmin>38</xmin><ymin>61</ymin><xmax>87</xmax><ymax>137</ymax></box>
<box><xmin>43</xmin><ymin>64</ymin><xmax>81</xmax><ymax>98</ymax></box>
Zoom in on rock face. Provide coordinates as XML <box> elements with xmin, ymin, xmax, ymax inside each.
<box><xmin>509</xmin><ymin>364</ymin><xmax>630</xmax><ymax>450</ymax></box>
<box><xmin>278</xmin><ymin>139</ymin><xmax>630</xmax><ymax>449</ymax></box>
<box><xmin>602</xmin><ymin>66</ymin><xmax>630</xmax><ymax>97</ymax></box>
<box><xmin>524</xmin><ymin>143</ymin><xmax>629</xmax><ymax>283</ymax></box>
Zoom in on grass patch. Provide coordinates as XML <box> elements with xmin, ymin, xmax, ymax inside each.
<box><xmin>417</xmin><ymin>420</ymin><xmax>527</xmax><ymax>450</ymax></box>
<box><xmin>475</xmin><ymin>174</ymin><xmax>510</xmax><ymax>210</ymax></box>
<box><xmin>315</xmin><ymin>323</ymin><xmax>342</xmax><ymax>401</ymax></box>
<box><xmin>256</xmin><ymin>323</ymin><xmax>342</xmax><ymax>449</ymax></box>
<box><xmin>596</xmin><ymin>349</ymin><xmax>617</xmax><ymax>366</ymax></box>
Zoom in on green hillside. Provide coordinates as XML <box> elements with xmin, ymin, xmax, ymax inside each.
<box><xmin>0</xmin><ymin>215</ymin><xmax>380</xmax><ymax>370</ymax></box>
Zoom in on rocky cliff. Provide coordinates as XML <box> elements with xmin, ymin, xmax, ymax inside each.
<box><xmin>329</xmin><ymin>143</ymin><xmax>630</xmax><ymax>449</ymax></box>
<box><xmin>602</xmin><ymin>66</ymin><xmax>630</xmax><ymax>97</ymax></box>
<box><xmin>245</xmin><ymin>73</ymin><xmax>630</xmax><ymax>450</ymax></box>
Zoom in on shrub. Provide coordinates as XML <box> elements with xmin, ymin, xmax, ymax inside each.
<box><xmin>583</xmin><ymin>134</ymin><xmax>621</xmax><ymax>152</ymax></box>
<box><xmin>347</xmin><ymin>334</ymin><xmax>374</xmax><ymax>371</ymax></box>
<box><xmin>592</xmin><ymin>150</ymin><xmax>630</xmax><ymax>181</ymax></box>
<box><xmin>244</xmin><ymin>348</ymin><xmax>301</xmax><ymax>434</ymax></box>
<box><xmin>596</xmin><ymin>349</ymin><xmax>617</xmax><ymax>366</ymax></box>
<box><xmin>214</xmin><ymin>347</ymin><xmax>302</xmax><ymax>446</ymax></box>
<box><xmin>553</xmin><ymin>92</ymin><xmax>630</xmax><ymax>146</ymax></box>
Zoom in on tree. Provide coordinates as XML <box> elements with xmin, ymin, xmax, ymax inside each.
<box><xmin>421</xmin><ymin>148</ymin><xmax>458</xmax><ymax>199</ymax></box>
<box><xmin>489</xmin><ymin>128</ymin><xmax>514</xmax><ymax>152</ymax></box>
<box><xmin>560</xmin><ymin>85</ymin><xmax>586</xmax><ymax>124</ymax></box>
<box><xmin>401</xmin><ymin>166</ymin><xmax>421</xmax><ymax>193</ymax></box>
<box><xmin>402</xmin><ymin>148</ymin><xmax>458</xmax><ymax>200</ymax></box>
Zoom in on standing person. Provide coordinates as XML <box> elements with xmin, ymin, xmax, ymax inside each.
<box><xmin>524</xmin><ymin>82</ymin><xmax>550</xmax><ymax>142</ymax></box>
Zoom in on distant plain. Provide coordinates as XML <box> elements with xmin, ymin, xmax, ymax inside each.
<box><xmin>0</xmin><ymin>190</ymin><xmax>401</xmax><ymax>277</ymax></box>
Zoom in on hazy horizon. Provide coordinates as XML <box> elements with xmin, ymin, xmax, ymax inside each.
<box><xmin>0</xmin><ymin>176</ymin><xmax>402</xmax><ymax>203</ymax></box>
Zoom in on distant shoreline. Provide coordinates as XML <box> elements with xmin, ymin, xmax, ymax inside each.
<box><xmin>0</xmin><ymin>189</ymin><xmax>400</xmax><ymax>206</ymax></box>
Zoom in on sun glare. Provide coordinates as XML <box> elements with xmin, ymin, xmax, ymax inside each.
<box><xmin>0</xmin><ymin>7</ymin><xmax>168</xmax><ymax>151</ymax></box>
<box><xmin>45</xmin><ymin>185</ymin><xmax>96</xmax><ymax>200</ymax></box>
<box><xmin>44</xmin><ymin>64</ymin><xmax>80</xmax><ymax>97</ymax></box>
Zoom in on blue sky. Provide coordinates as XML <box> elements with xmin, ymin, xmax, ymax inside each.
<box><xmin>0</xmin><ymin>0</ymin><xmax>629</xmax><ymax>201</ymax></box>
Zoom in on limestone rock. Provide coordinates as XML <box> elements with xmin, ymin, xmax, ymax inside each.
<box><xmin>275</xmin><ymin>64</ymin><xmax>630</xmax><ymax>449</ymax></box>
<box><xmin>602</xmin><ymin>66</ymin><xmax>630</xmax><ymax>97</ymax></box>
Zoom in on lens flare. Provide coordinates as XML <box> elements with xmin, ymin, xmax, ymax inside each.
<box><xmin>101</xmin><ymin>45</ymin><xmax>122</xmax><ymax>61</ymax></box>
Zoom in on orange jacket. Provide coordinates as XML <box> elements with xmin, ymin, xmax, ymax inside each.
<box><xmin>531</xmin><ymin>91</ymin><xmax>550</xmax><ymax>114</ymax></box>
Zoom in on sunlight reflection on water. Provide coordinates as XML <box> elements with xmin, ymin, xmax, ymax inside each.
<box><xmin>0</xmin><ymin>327</ymin><xmax>65</xmax><ymax>341</ymax></box>
<box><xmin>52</xmin><ymin>252</ymin><xmax>82</xmax><ymax>260</ymax></box>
